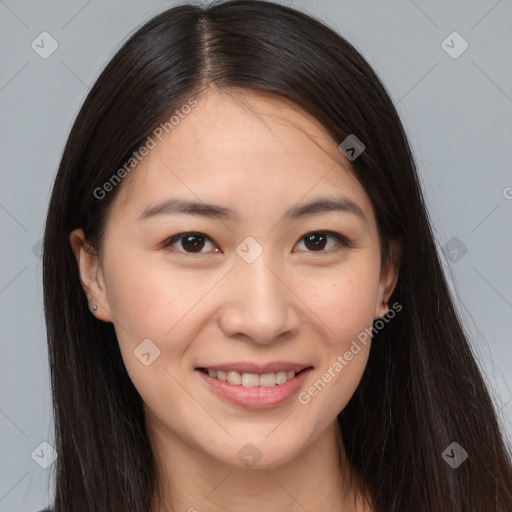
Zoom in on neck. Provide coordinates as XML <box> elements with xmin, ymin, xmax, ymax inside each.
<box><xmin>148</xmin><ymin>416</ymin><xmax>371</xmax><ymax>512</ymax></box>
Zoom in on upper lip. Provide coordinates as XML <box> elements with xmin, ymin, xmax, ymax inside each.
<box><xmin>196</xmin><ymin>361</ymin><xmax>313</xmax><ymax>374</ymax></box>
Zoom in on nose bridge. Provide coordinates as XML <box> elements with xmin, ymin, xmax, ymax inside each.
<box><xmin>239</xmin><ymin>251</ymin><xmax>283</xmax><ymax>304</ymax></box>
<box><xmin>218</xmin><ymin>249</ymin><xmax>298</xmax><ymax>344</ymax></box>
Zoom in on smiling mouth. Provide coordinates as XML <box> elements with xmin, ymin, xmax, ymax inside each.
<box><xmin>197</xmin><ymin>367</ymin><xmax>312</xmax><ymax>388</ymax></box>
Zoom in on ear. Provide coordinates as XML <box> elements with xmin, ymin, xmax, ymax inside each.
<box><xmin>69</xmin><ymin>228</ymin><xmax>113</xmax><ymax>322</ymax></box>
<box><xmin>374</xmin><ymin>239</ymin><xmax>401</xmax><ymax>320</ymax></box>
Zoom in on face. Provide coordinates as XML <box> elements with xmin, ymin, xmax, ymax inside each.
<box><xmin>71</xmin><ymin>88</ymin><xmax>398</xmax><ymax>470</ymax></box>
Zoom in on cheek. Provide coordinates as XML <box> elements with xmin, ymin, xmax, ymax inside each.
<box><xmin>104</xmin><ymin>248</ymin><xmax>201</xmax><ymax>341</ymax></box>
<box><xmin>294</xmin><ymin>259</ymin><xmax>378</xmax><ymax>412</ymax></box>
<box><xmin>296</xmin><ymin>258</ymin><xmax>380</xmax><ymax>346</ymax></box>
<box><xmin>104</xmin><ymin>256</ymin><xmax>195</xmax><ymax>411</ymax></box>
<box><xmin>300</xmin><ymin>293</ymin><xmax>373</xmax><ymax>420</ymax></box>
<box><xmin>298</xmin><ymin>326</ymin><xmax>371</xmax><ymax>435</ymax></box>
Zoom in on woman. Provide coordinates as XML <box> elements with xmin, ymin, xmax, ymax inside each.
<box><xmin>41</xmin><ymin>1</ymin><xmax>512</xmax><ymax>511</ymax></box>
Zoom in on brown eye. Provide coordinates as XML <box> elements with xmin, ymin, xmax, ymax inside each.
<box><xmin>163</xmin><ymin>232</ymin><xmax>217</xmax><ymax>254</ymax></box>
<box><xmin>181</xmin><ymin>233</ymin><xmax>206</xmax><ymax>252</ymax></box>
<box><xmin>162</xmin><ymin>230</ymin><xmax>349</xmax><ymax>255</ymax></box>
<box><xmin>295</xmin><ymin>231</ymin><xmax>349</xmax><ymax>253</ymax></box>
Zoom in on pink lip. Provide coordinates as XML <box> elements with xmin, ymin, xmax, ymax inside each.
<box><xmin>197</xmin><ymin>361</ymin><xmax>311</xmax><ymax>374</ymax></box>
<box><xmin>196</xmin><ymin>367</ymin><xmax>313</xmax><ymax>409</ymax></box>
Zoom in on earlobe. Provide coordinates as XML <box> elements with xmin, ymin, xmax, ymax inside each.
<box><xmin>375</xmin><ymin>240</ymin><xmax>401</xmax><ymax>320</ymax></box>
<box><xmin>69</xmin><ymin>229</ymin><xmax>113</xmax><ymax>322</ymax></box>
<box><xmin>378</xmin><ymin>300</ymin><xmax>390</xmax><ymax>319</ymax></box>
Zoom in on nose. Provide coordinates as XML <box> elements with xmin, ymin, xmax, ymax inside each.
<box><xmin>217</xmin><ymin>254</ymin><xmax>300</xmax><ymax>345</ymax></box>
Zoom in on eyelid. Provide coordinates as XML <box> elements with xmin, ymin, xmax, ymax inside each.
<box><xmin>293</xmin><ymin>231</ymin><xmax>351</xmax><ymax>252</ymax></box>
<box><xmin>161</xmin><ymin>232</ymin><xmax>218</xmax><ymax>254</ymax></box>
<box><xmin>162</xmin><ymin>230</ymin><xmax>352</xmax><ymax>254</ymax></box>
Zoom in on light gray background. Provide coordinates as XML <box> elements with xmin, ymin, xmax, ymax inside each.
<box><xmin>0</xmin><ymin>0</ymin><xmax>511</xmax><ymax>510</ymax></box>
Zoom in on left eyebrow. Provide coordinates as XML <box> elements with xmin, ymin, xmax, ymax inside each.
<box><xmin>137</xmin><ymin>196</ymin><xmax>368</xmax><ymax>226</ymax></box>
<box><xmin>283</xmin><ymin>196</ymin><xmax>367</xmax><ymax>225</ymax></box>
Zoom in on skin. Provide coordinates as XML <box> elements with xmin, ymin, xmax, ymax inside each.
<box><xmin>70</xmin><ymin>88</ymin><xmax>399</xmax><ymax>512</ymax></box>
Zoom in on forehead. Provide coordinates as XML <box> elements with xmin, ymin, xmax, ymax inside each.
<box><xmin>111</xmin><ymin>88</ymin><xmax>374</xmax><ymax>226</ymax></box>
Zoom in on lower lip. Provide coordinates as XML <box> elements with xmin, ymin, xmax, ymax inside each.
<box><xmin>196</xmin><ymin>368</ymin><xmax>313</xmax><ymax>409</ymax></box>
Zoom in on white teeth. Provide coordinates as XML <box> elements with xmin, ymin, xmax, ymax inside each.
<box><xmin>204</xmin><ymin>369</ymin><xmax>299</xmax><ymax>387</ymax></box>
<box><xmin>275</xmin><ymin>371</ymin><xmax>287</xmax><ymax>385</ymax></box>
<box><xmin>259</xmin><ymin>373</ymin><xmax>276</xmax><ymax>387</ymax></box>
<box><xmin>227</xmin><ymin>371</ymin><xmax>242</xmax><ymax>385</ymax></box>
<box><xmin>241</xmin><ymin>373</ymin><xmax>259</xmax><ymax>387</ymax></box>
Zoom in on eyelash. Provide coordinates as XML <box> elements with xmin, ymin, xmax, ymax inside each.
<box><xmin>161</xmin><ymin>231</ymin><xmax>351</xmax><ymax>255</ymax></box>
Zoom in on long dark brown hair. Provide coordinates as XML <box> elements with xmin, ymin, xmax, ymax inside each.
<box><xmin>42</xmin><ymin>1</ymin><xmax>512</xmax><ymax>510</ymax></box>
